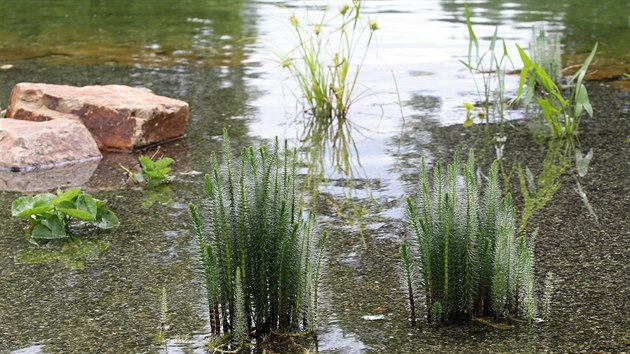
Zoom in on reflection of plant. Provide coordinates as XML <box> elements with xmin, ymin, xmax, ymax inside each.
<box><xmin>517</xmin><ymin>140</ymin><xmax>568</xmax><ymax>233</ymax></box>
<box><xmin>11</xmin><ymin>188</ymin><xmax>119</xmax><ymax>241</ymax></box>
<box><xmin>529</xmin><ymin>27</ymin><xmax>562</xmax><ymax>83</ymax></box>
<box><xmin>461</xmin><ymin>5</ymin><xmax>513</xmax><ymax>124</ymax></box>
<box><xmin>403</xmin><ymin>151</ymin><xmax>540</xmax><ymax>323</ymax></box>
<box><xmin>516</xmin><ymin>43</ymin><xmax>598</xmax><ymax>138</ymax></box>
<box><xmin>16</xmin><ymin>237</ymin><xmax>108</xmax><ymax>270</ymax></box>
<box><xmin>142</xmin><ymin>184</ymin><xmax>176</xmax><ymax>209</ymax></box>
<box><xmin>121</xmin><ymin>150</ymin><xmax>174</xmax><ymax>187</ymax></box>
<box><xmin>188</xmin><ymin>130</ymin><xmax>326</xmax><ymax>344</ymax></box>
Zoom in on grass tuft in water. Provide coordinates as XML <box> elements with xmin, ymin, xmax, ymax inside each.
<box><xmin>460</xmin><ymin>4</ymin><xmax>514</xmax><ymax>125</ymax></box>
<box><xmin>188</xmin><ymin>129</ymin><xmax>326</xmax><ymax>342</ymax></box>
<box><xmin>403</xmin><ymin>150</ymin><xmax>542</xmax><ymax>323</ymax></box>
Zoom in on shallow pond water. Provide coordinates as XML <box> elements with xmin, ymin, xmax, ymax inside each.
<box><xmin>0</xmin><ymin>0</ymin><xmax>629</xmax><ymax>353</ymax></box>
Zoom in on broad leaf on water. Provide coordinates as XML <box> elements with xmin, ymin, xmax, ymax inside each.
<box><xmin>31</xmin><ymin>215</ymin><xmax>67</xmax><ymax>239</ymax></box>
<box><xmin>52</xmin><ymin>187</ymin><xmax>82</xmax><ymax>205</ymax></box>
<box><xmin>11</xmin><ymin>194</ymin><xmax>55</xmax><ymax>217</ymax></box>
<box><xmin>93</xmin><ymin>207</ymin><xmax>120</xmax><ymax>229</ymax></box>
<box><xmin>139</xmin><ymin>155</ymin><xmax>155</xmax><ymax>169</ymax></box>
<box><xmin>56</xmin><ymin>194</ymin><xmax>97</xmax><ymax>221</ymax></box>
<box><xmin>153</xmin><ymin>157</ymin><xmax>173</xmax><ymax>170</ymax></box>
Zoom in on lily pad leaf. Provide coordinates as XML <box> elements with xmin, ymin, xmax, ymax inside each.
<box><xmin>94</xmin><ymin>207</ymin><xmax>120</xmax><ymax>229</ymax></box>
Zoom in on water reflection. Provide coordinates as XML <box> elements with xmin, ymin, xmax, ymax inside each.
<box><xmin>439</xmin><ymin>0</ymin><xmax>630</xmax><ymax>65</ymax></box>
<box><xmin>0</xmin><ymin>0</ymin><xmax>257</xmax><ymax>67</ymax></box>
<box><xmin>0</xmin><ymin>159</ymin><xmax>99</xmax><ymax>192</ymax></box>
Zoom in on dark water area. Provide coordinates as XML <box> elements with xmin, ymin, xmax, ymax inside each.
<box><xmin>0</xmin><ymin>0</ymin><xmax>628</xmax><ymax>353</ymax></box>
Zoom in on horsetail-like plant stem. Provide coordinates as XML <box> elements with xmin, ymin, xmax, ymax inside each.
<box><xmin>403</xmin><ymin>150</ymin><xmax>544</xmax><ymax>323</ymax></box>
<box><xmin>400</xmin><ymin>242</ymin><xmax>416</xmax><ymax>326</ymax></box>
<box><xmin>188</xmin><ymin>129</ymin><xmax>326</xmax><ymax>342</ymax></box>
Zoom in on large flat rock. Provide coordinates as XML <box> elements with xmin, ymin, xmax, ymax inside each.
<box><xmin>0</xmin><ymin>118</ymin><xmax>102</xmax><ymax>172</ymax></box>
<box><xmin>6</xmin><ymin>83</ymin><xmax>189</xmax><ymax>151</ymax></box>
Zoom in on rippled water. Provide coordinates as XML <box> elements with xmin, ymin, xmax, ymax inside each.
<box><xmin>0</xmin><ymin>0</ymin><xmax>628</xmax><ymax>353</ymax></box>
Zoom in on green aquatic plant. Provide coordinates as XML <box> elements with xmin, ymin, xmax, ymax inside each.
<box><xmin>281</xmin><ymin>0</ymin><xmax>377</xmax><ymax>121</ymax></box>
<box><xmin>404</xmin><ymin>151</ymin><xmax>540</xmax><ymax>323</ymax></box>
<box><xmin>188</xmin><ymin>130</ymin><xmax>327</xmax><ymax>343</ymax></box>
<box><xmin>11</xmin><ymin>187</ymin><xmax>119</xmax><ymax>241</ymax></box>
<box><xmin>278</xmin><ymin>1</ymin><xmax>379</xmax><ymax>248</ymax></box>
<box><xmin>156</xmin><ymin>286</ymin><xmax>169</xmax><ymax>345</ymax></box>
<box><xmin>121</xmin><ymin>150</ymin><xmax>174</xmax><ymax>187</ymax></box>
<box><xmin>516</xmin><ymin>42</ymin><xmax>598</xmax><ymax>138</ymax></box>
<box><xmin>460</xmin><ymin>4</ymin><xmax>514</xmax><ymax>124</ymax></box>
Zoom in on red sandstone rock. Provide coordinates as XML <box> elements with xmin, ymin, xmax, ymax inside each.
<box><xmin>6</xmin><ymin>83</ymin><xmax>189</xmax><ymax>151</ymax></box>
<box><xmin>0</xmin><ymin>118</ymin><xmax>102</xmax><ymax>172</ymax></box>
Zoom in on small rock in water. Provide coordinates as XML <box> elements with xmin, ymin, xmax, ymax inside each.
<box><xmin>0</xmin><ymin>64</ymin><xmax>13</xmax><ymax>70</ymax></box>
<box><xmin>361</xmin><ymin>314</ymin><xmax>386</xmax><ymax>321</ymax></box>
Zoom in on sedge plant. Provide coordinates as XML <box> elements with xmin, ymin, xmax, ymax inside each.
<box><xmin>280</xmin><ymin>1</ymin><xmax>377</xmax><ymax>182</ymax></box>
<box><xmin>403</xmin><ymin>151</ymin><xmax>540</xmax><ymax>323</ymax></box>
<box><xmin>188</xmin><ymin>130</ymin><xmax>327</xmax><ymax>344</ymax></box>
<box><xmin>460</xmin><ymin>4</ymin><xmax>514</xmax><ymax>125</ymax></box>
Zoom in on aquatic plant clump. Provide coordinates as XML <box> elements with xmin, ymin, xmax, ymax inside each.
<box><xmin>281</xmin><ymin>0</ymin><xmax>377</xmax><ymax>121</ymax></box>
<box><xmin>188</xmin><ymin>130</ymin><xmax>326</xmax><ymax>341</ymax></box>
<box><xmin>11</xmin><ymin>187</ymin><xmax>120</xmax><ymax>241</ymax></box>
<box><xmin>403</xmin><ymin>151</ymin><xmax>539</xmax><ymax>323</ymax></box>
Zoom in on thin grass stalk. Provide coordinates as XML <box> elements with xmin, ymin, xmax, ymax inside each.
<box><xmin>401</xmin><ymin>242</ymin><xmax>416</xmax><ymax>326</ymax></box>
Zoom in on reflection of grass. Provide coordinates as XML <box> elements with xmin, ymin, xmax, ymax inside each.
<box><xmin>17</xmin><ymin>237</ymin><xmax>108</xmax><ymax>270</ymax></box>
<box><xmin>278</xmin><ymin>2</ymin><xmax>379</xmax><ymax>248</ymax></box>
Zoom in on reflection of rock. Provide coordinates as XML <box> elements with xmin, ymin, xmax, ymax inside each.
<box><xmin>612</xmin><ymin>80</ymin><xmax>630</xmax><ymax>90</ymax></box>
<box><xmin>561</xmin><ymin>64</ymin><xmax>629</xmax><ymax>81</ymax></box>
<box><xmin>0</xmin><ymin>119</ymin><xmax>101</xmax><ymax>172</ymax></box>
<box><xmin>6</xmin><ymin>83</ymin><xmax>189</xmax><ymax>151</ymax></box>
<box><xmin>0</xmin><ymin>159</ymin><xmax>99</xmax><ymax>192</ymax></box>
